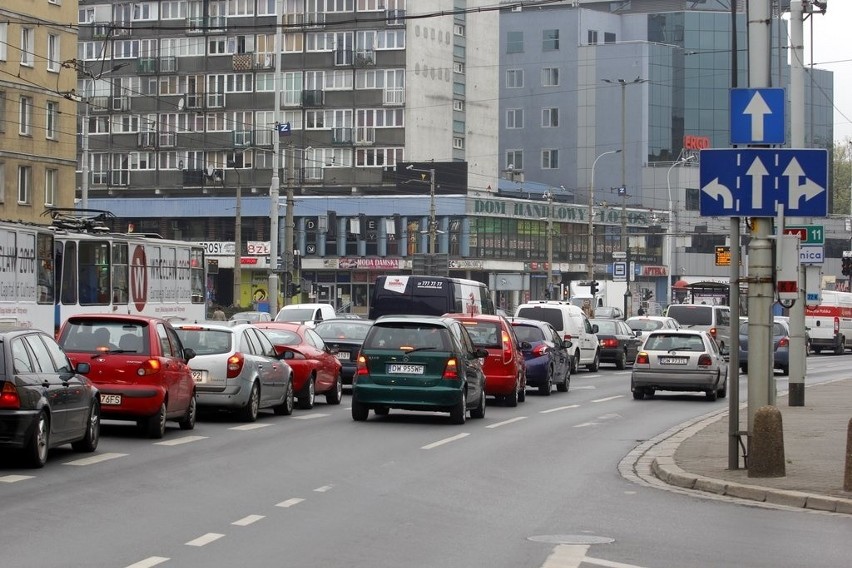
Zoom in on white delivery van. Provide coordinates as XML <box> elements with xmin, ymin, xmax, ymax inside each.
<box><xmin>805</xmin><ymin>290</ymin><xmax>852</xmax><ymax>354</ymax></box>
<box><xmin>275</xmin><ymin>303</ymin><xmax>337</xmax><ymax>324</ymax></box>
<box><xmin>514</xmin><ymin>300</ymin><xmax>600</xmax><ymax>372</ymax></box>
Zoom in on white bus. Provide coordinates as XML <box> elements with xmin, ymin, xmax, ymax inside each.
<box><xmin>0</xmin><ymin>211</ymin><xmax>206</xmax><ymax>335</ymax></box>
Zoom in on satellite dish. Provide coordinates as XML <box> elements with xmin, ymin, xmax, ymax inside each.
<box><xmin>177</xmin><ymin>98</ymin><xmax>185</xmax><ymax>111</ymax></box>
<box><xmin>206</xmin><ymin>165</ymin><xmax>215</xmax><ymax>178</ymax></box>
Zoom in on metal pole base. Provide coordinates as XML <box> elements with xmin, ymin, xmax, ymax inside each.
<box><xmin>789</xmin><ymin>382</ymin><xmax>805</xmax><ymax>407</ymax></box>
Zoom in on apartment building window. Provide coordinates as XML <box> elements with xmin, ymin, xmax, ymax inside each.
<box><xmin>0</xmin><ymin>23</ymin><xmax>8</xmax><ymax>61</ymax></box>
<box><xmin>325</xmin><ymin>0</ymin><xmax>354</xmax><ymax>12</ymax></box>
<box><xmin>542</xmin><ymin>67</ymin><xmax>559</xmax><ymax>87</ymax></box>
<box><xmin>44</xmin><ymin>169</ymin><xmax>57</xmax><ymax>207</ymax></box>
<box><xmin>20</xmin><ymin>28</ymin><xmax>34</xmax><ymax>66</ymax></box>
<box><xmin>506</xmin><ymin>109</ymin><xmax>524</xmax><ymax>129</ymax></box>
<box><xmin>542</xmin><ymin>149</ymin><xmax>559</xmax><ymax>169</ymax></box>
<box><xmin>453</xmin><ymin>62</ymin><xmax>464</xmax><ymax>74</ymax></box>
<box><xmin>542</xmin><ymin>108</ymin><xmax>559</xmax><ymax>127</ymax></box>
<box><xmin>505</xmin><ymin>69</ymin><xmax>524</xmax><ymax>89</ymax></box>
<box><xmin>604</xmin><ymin>32</ymin><xmax>617</xmax><ymax>44</ymax></box>
<box><xmin>228</xmin><ymin>0</ymin><xmax>255</xmax><ymax>16</ymax></box>
<box><xmin>453</xmin><ymin>100</ymin><xmax>464</xmax><ymax>112</ymax></box>
<box><xmin>257</xmin><ymin>0</ymin><xmax>276</xmax><ymax>15</ymax></box>
<box><xmin>357</xmin><ymin>0</ymin><xmax>383</xmax><ymax>10</ymax></box>
<box><xmin>160</xmin><ymin>1</ymin><xmax>187</xmax><ymax>19</ymax></box>
<box><xmin>453</xmin><ymin>137</ymin><xmax>464</xmax><ymax>149</ymax></box>
<box><xmin>47</xmin><ymin>34</ymin><xmax>60</xmax><ymax>72</ymax></box>
<box><xmin>506</xmin><ymin>31</ymin><xmax>523</xmax><ymax>54</ymax></box>
<box><xmin>543</xmin><ymin>29</ymin><xmax>559</xmax><ymax>51</ymax></box>
<box><xmin>18</xmin><ymin>166</ymin><xmax>32</xmax><ymax>204</ymax></box>
<box><xmin>133</xmin><ymin>2</ymin><xmax>157</xmax><ymax>20</ymax></box>
<box><xmin>46</xmin><ymin>101</ymin><xmax>58</xmax><ymax>139</ymax></box>
<box><xmin>506</xmin><ymin>150</ymin><xmax>523</xmax><ymax>172</ymax></box>
<box><xmin>454</xmin><ymin>24</ymin><xmax>465</xmax><ymax>37</ymax></box>
<box><xmin>588</xmin><ymin>30</ymin><xmax>598</xmax><ymax>45</ymax></box>
<box><xmin>19</xmin><ymin>96</ymin><xmax>33</xmax><ymax>136</ymax></box>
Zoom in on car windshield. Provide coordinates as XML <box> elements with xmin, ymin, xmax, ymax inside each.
<box><xmin>516</xmin><ymin>307</ymin><xmax>562</xmax><ymax>329</ymax></box>
<box><xmin>175</xmin><ymin>328</ymin><xmax>232</xmax><ymax>355</ymax></box>
<box><xmin>60</xmin><ymin>320</ymin><xmax>149</xmax><ymax>353</ymax></box>
<box><xmin>512</xmin><ymin>324</ymin><xmax>545</xmax><ymax>343</ymax></box>
<box><xmin>459</xmin><ymin>321</ymin><xmax>501</xmax><ymax>348</ymax></box>
<box><xmin>277</xmin><ymin>308</ymin><xmax>315</xmax><ymax>321</ymax></box>
<box><xmin>645</xmin><ymin>334</ymin><xmax>705</xmax><ymax>352</ymax></box>
<box><xmin>592</xmin><ymin>320</ymin><xmax>618</xmax><ymax>334</ymax></box>
<box><xmin>628</xmin><ymin>319</ymin><xmax>664</xmax><ymax>332</ymax></box>
<box><xmin>259</xmin><ymin>329</ymin><xmax>301</xmax><ymax>346</ymax></box>
<box><xmin>666</xmin><ymin>306</ymin><xmax>712</xmax><ymax>326</ymax></box>
<box><xmin>364</xmin><ymin>324</ymin><xmax>450</xmax><ymax>351</ymax></box>
<box><xmin>315</xmin><ymin>322</ymin><xmax>371</xmax><ymax>341</ymax></box>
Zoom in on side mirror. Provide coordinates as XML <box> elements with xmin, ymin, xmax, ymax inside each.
<box><xmin>634</xmin><ymin>330</ymin><xmax>643</xmax><ymax>337</ymax></box>
<box><xmin>562</xmin><ymin>339</ymin><xmax>573</xmax><ymax>349</ymax></box>
<box><xmin>592</xmin><ymin>324</ymin><xmax>599</xmax><ymax>334</ymax></box>
<box><xmin>520</xmin><ymin>341</ymin><xmax>531</xmax><ymax>350</ymax></box>
<box><xmin>473</xmin><ymin>348</ymin><xmax>489</xmax><ymax>359</ymax></box>
<box><xmin>76</xmin><ymin>362</ymin><xmax>91</xmax><ymax>374</ymax></box>
<box><xmin>183</xmin><ymin>347</ymin><xmax>196</xmax><ymax>361</ymax></box>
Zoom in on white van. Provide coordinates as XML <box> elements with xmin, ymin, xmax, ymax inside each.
<box><xmin>275</xmin><ymin>303</ymin><xmax>337</xmax><ymax>324</ymax></box>
<box><xmin>514</xmin><ymin>300</ymin><xmax>600</xmax><ymax>372</ymax></box>
<box><xmin>664</xmin><ymin>304</ymin><xmax>732</xmax><ymax>351</ymax></box>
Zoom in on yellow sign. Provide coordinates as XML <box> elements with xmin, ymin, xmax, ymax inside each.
<box><xmin>715</xmin><ymin>246</ymin><xmax>731</xmax><ymax>266</ymax></box>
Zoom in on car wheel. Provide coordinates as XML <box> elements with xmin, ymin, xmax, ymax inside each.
<box><xmin>374</xmin><ymin>406</ymin><xmax>390</xmax><ymax>416</ymax></box>
<box><xmin>556</xmin><ymin>367</ymin><xmax>569</xmax><ymax>392</ymax></box>
<box><xmin>239</xmin><ymin>383</ymin><xmax>260</xmax><ymax>422</ymax></box>
<box><xmin>351</xmin><ymin>398</ymin><xmax>369</xmax><ymax>421</ymax></box>
<box><xmin>178</xmin><ymin>395</ymin><xmax>196</xmax><ymax>430</ymax></box>
<box><xmin>718</xmin><ymin>379</ymin><xmax>727</xmax><ymax>399</ymax></box>
<box><xmin>145</xmin><ymin>402</ymin><xmax>167</xmax><ymax>438</ymax></box>
<box><xmin>518</xmin><ymin>382</ymin><xmax>526</xmax><ymax>402</ymax></box>
<box><xmin>813</xmin><ymin>346</ymin><xmax>822</xmax><ymax>354</ymax></box>
<box><xmin>645</xmin><ymin>388</ymin><xmax>655</xmax><ymax>398</ymax></box>
<box><xmin>740</xmin><ymin>364</ymin><xmax>748</xmax><ymax>374</ymax></box>
<box><xmin>538</xmin><ymin>370</ymin><xmax>552</xmax><ymax>396</ymax></box>
<box><xmin>705</xmin><ymin>388</ymin><xmax>718</xmax><ymax>401</ymax></box>
<box><xmin>72</xmin><ymin>402</ymin><xmax>100</xmax><ymax>453</ymax></box>
<box><xmin>587</xmin><ymin>350</ymin><xmax>600</xmax><ymax>372</ymax></box>
<box><xmin>298</xmin><ymin>375</ymin><xmax>316</xmax><ymax>410</ymax></box>
<box><xmin>615</xmin><ymin>350</ymin><xmax>626</xmax><ymax>370</ymax></box>
<box><xmin>450</xmin><ymin>391</ymin><xmax>467</xmax><ymax>424</ymax></box>
<box><xmin>25</xmin><ymin>410</ymin><xmax>50</xmax><ymax>468</ymax></box>
<box><xmin>780</xmin><ymin>365</ymin><xmax>789</xmax><ymax>376</ymax></box>
<box><xmin>835</xmin><ymin>338</ymin><xmax>845</xmax><ymax>355</ymax></box>
<box><xmin>470</xmin><ymin>389</ymin><xmax>486</xmax><ymax>419</ymax></box>
<box><xmin>571</xmin><ymin>350</ymin><xmax>580</xmax><ymax>373</ymax></box>
<box><xmin>274</xmin><ymin>378</ymin><xmax>295</xmax><ymax>416</ymax></box>
<box><xmin>505</xmin><ymin>381</ymin><xmax>519</xmax><ymax>407</ymax></box>
<box><xmin>632</xmin><ymin>390</ymin><xmax>645</xmax><ymax>400</ymax></box>
<box><xmin>326</xmin><ymin>373</ymin><xmax>343</xmax><ymax>405</ymax></box>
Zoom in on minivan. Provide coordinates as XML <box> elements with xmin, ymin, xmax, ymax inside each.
<box><xmin>514</xmin><ymin>301</ymin><xmax>600</xmax><ymax>372</ymax></box>
<box><xmin>664</xmin><ymin>304</ymin><xmax>732</xmax><ymax>351</ymax></box>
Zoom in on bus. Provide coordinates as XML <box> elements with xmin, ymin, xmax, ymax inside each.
<box><xmin>368</xmin><ymin>275</ymin><xmax>495</xmax><ymax>320</ymax></box>
<box><xmin>0</xmin><ymin>209</ymin><xmax>206</xmax><ymax>335</ymax></box>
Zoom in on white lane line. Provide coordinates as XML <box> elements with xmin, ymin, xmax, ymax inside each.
<box><xmin>293</xmin><ymin>413</ymin><xmax>330</xmax><ymax>420</ymax></box>
<box><xmin>124</xmin><ymin>557</ymin><xmax>170</xmax><ymax>568</ymax></box>
<box><xmin>230</xmin><ymin>423</ymin><xmax>272</xmax><ymax>431</ymax></box>
<box><xmin>571</xmin><ymin>385</ymin><xmax>597</xmax><ymax>390</ymax></box>
<box><xmin>154</xmin><ymin>435</ymin><xmax>208</xmax><ymax>446</ymax></box>
<box><xmin>585</xmin><ymin>556</ymin><xmax>647</xmax><ymax>568</ymax></box>
<box><xmin>0</xmin><ymin>475</ymin><xmax>34</xmax><ymax>483</ymax></box>
<box><xmin>540</xmin><ymin>404</ymin><xmax>580</xmax><ymax>414</ymax></box>
<box><xmin>541</xmin><ymin>544</ymin><xmax>589</xmax><ymax>568</ymax></box>
<box><xmin>276</xmin><ymin>498</ymin><xmax>305</xmax><ymax>508</ymax></box>
<box><xmin>574</xmin><ymin>422</ymin><xmax>597</xmax><ymax>428</ymax></box>
<box><xmin>591</xmin><ymin>395</ymin><xmax>624</xmax><ymax>403</ymax></box>
<box><xmin>421</xmin><ymin>433</ymin><xmax>470</xmax><ymax>450</ymax></box>
<box><xmin>64</xmin><ymin>452</ymin><xmax>127</xmax><ymax>466</ymax></box>
<box><xmin>314</xmin><ymin>485</ymin><xmax>333</xmax><ymax>492</ymax></box>
<box><xmin>486</xmin><ymin>416</ymin><xmax>528</xmax><ymax>429</ymax></box>
<box><xmin>232</xmin><ymin>515</ymin><xmax>265</xmax><ymax>526</ymax></box>
<box><xmin>186</xmin><ymin>533</ymin><xmax>225</xmax><ymax>547</ymax></box>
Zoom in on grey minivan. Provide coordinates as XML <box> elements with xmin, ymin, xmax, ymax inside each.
<box><xmin>664</xmin><ymin>304</ymin><xmax>732</xmax><ymax>351</ymax></box>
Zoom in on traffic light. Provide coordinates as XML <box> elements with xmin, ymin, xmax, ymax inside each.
<box><xmin>642</xmin><ymin>288</ymin><xmax>654</xmax><ymax>302</ymax></box>
<box><xmin>589</xmin><ymin>281</ymin><xmax>599</xmax><ymax>296</ymax></box>
<box><xmin>287</xmin><ymin>282</ymin><xmax>301</xmax><ymax>297</ymax></box>
<box><xmin>842</xmin><ymin>257</ymin><xmax>852</xmax><ymax>276</ymax></box>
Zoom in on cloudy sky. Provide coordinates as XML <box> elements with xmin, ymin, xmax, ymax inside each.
<box><xmin>805</xmin><ymin>2</ymin><xmax>851</xmax><ymax>144</ymax></box>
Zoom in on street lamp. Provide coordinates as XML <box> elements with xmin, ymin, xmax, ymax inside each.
<box><xmin>665</xmin><ymin>155</ymin><xmax>696</xmax><ymax>308</ymax></box>
<box><xmin>543</xmin><ymin>190</ymin><xmax>555</xmax><ymax>298</ymax></box>
<box><xmin>406</xmin><ymin>164</ymin><xmax>437</xmax><ymax>255</ymax></box>
<box><xmin>229</xmin><ymin>161</ymin><xmax>242</xmax><ymax>308</ymax></box>
<box><xmin>586</xmin><ymin>150</ymin><xmax>622</xmax><ymax>281</ymax></box>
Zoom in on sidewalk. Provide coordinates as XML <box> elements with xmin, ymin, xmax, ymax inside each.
<box><xmin>650</xmin><ymin>378</ymin><xmax>852</xmax><ymax>514</ymax></box>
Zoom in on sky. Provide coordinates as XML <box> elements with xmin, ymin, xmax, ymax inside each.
<box><xmin>804</xmin><ymin>2</ymin><xmax>852</xmax><ymax>144</ymax></box>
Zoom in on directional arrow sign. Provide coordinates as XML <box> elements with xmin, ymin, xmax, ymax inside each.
<box><xmin>730</xmin><ymin>88</ymin><xmax>786</xmax><ymax>145</ymax></box>
<box><xmin>699</xmin><ymin>148</ymin><xmax>828</xmax><ymax>217</ymax></box>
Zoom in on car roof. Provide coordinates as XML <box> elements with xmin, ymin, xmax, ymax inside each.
<box><xmin>443</xmin><ymin>313</ymin><xmax>504</xmax><ymax>323</ymax></box>
<box><xmin>646</xmin><ymin>329</ymin><xmax>707</xmax><ymax>337</ymax></box>
<box><xmin>373</xmin><ymin>315</ymin><xmax>453</xmax><ymax>326</ymax></box>
<box><xmin>65</xmin><ymin>314</ymin><xmax>168</xmax><ymax>324</ymax></box>
<box><xmin>626</xmin><ymin>316</ymin><xmax>676</xmax><ymax>321</ymax></box>
<box><xmin>279</xmin><ymin>303</ymin><xmax>333</xmax><ymax>309</ymax></box>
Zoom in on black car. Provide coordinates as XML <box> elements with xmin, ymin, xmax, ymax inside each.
<box><xmin>590</xmin><ymin>318</ymin><xmax>642</xmax><ymax>369</ymax></box>
<box><xmin>314</xmin><ymin>319</ymin><xmax>374</xmax><ymax>387</ymax></box>
<box><xmin>0</xmin><ymin>328</ymin><xmax>100</xmax><ymax>468</ymax></box>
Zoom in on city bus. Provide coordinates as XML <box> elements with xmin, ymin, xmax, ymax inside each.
<box><xmin>368</xmin><ymin>275</ymin><xmax>495</xmax><ymax>320</ymax></box>
<box><xmin>0</xmin><ymin>210</ymin><xmax>206</xmax><ymax>335</ymax></box>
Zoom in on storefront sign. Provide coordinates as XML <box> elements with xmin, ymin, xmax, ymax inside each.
<box><xmin>337</xmin><ymin>257</ymin><xmax>401</xmax><ymax>270</ymax></box>
<box><xmin>641</xmin><ymin>265</ymin><xmax>668</xmax><ymax>277</ymax></box>
<box><xmin>449</xmin><ymin>259</ymin><xmax>484</xmax><ymax>269</ymax></box>
<box><xmin>470</xmin><ymin>198</ymin><xmax>649</xmax><ymax>227</ymax></box>
<box><xmin>247</xmin><ymin>241</ymin><xmax>271</xmax><ymax>255</ymax></box>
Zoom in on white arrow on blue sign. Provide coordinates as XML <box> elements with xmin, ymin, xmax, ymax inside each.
<box><xmin>699</xmin><ymin>148</ymin><xmax>828</xmax><ymax>217</ymax></box>
<box><xmin>730</xmin><ymin>88</ymin><xmax>786</xmax><ymax>145</ymax></box>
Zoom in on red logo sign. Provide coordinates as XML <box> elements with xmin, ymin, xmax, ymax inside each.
<box><xmin>130</xmin><ymin>245</ymin><xmax>148</xmax><ymax>312</ymax></box>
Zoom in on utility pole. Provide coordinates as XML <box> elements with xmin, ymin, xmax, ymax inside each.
<box><xmin>284</xmin><ymin>143</ymin><xmax>295</xmax><ymax>305</ymax></box>
<box><xmin>586</xmin><ymin>150</ymin><xmax>621</xmax><ymax>281</ymax></box>
<box><xmin>428</xmin><ymin>168</ymin><xmax>436</xmax><ymax>255</ymax></box>
<box><xmin>545</xmin><ymin>190</ymin><xmax>554</xmax><ymax>298</ymax></box>
<box><xmin>267</xmin><ymin>0</ymin><xmax>283</xmax><ymax>316</ymax></box>
<box><xmin>231</xmin><ymin>165</ymin><xmax>242</xmax><ymax>308</ymax></box>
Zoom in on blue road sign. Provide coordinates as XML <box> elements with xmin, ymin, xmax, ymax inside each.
<box><xmin>613</xmin><ymin>261</ymin><xmax>627</xmax><ymax>282</ymax></box>
<box><xmin>277</xmin><ymin>121</ymin><xmax>291</xmax><ymax>134</ymax></box>
<box><xmin>699</xmin><ymin>148</ymin><xmax>828</xmax><ymax>217</ymax></box>
<box><xmin>730</xmin><ymin>88</ymin><xmax>786</xmax><ymax>145</ymax></box>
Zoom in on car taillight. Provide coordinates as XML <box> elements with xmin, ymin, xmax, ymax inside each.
<box><xmin>443</xmin><ymin>358</ymin><xmax>459</xmax><ymax>380</ymax></box>
<box><xmin>709</xmin><ymin>327</ymin><xmax>717</xmax><ymax>338</ymax></box>
<box><xmin>356</xmin><ymin>354</ymin><xmax>369</xmax><ymax>376</ymax></box>
<box><xmin>563</xmin><ymin>334</ymin><xmax>572</xmax><ymax>342</ymax></box>
<box><xmin>227</xmin><ymin>353</ymin><xmax>245</xmax><ymax>379</ymax></box>
<box><xmin>635</xmin><ymin>352</ymin><xmax>649</xmax><ymax>365</ymax></box>
<box><xmin>0</xmin><ymin>382</ymin><xmax>21</xmax><ymax>410</ymax></box>
<box><xmin>502</xmin><ymin>330</ymin><xmax>512</xmax><ymax>364</ymax></box>
<box><xmin>532</xmin><ymin>344</ymin><xmax>548</xmax><ymax>357</ymax></box>
<box><xmin>834</xmin><ymin>317</ymin><xmax>840</xmax><ymax>334</ymax></box>
<box><xmin>600</xmin><ymin>338</ymin><xmax>619</xmax><ymax>349</ymax></box>
<box><xmin>777</xmin><ymin>337</ymin><xmax>789</xmax><ymax>348</ymax></box>
<box><xmin>137</xmin><ymin>359</ymin><xmax>162</xmax><ymax>376</ymax></box>
<box><xmin>697</xmin><ymin>354</ymin><xmax>713</xmax><ymax>367</ymax></box>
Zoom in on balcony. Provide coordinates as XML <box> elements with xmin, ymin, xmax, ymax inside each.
<box><xmin>232</xmin><ymin>53</ymin><xmax>253</xmax><ymax>71</ymax></box>
<box><xmin>137</xmin><ymin>58</ymin><xmax>157</xmax><ymax>74</ymax></box>
<box><xmin>302</xmin><ymin>90</ymin><xmax>324</xmax><ymax>107</ymax></box>
<box><xmin>182</xmin><ymin>169</ymin><xmax>205</xmax><ymax>186</ymax></box>
<box><xmin>383</xmin><ymin>89</ymin><xmax>405</xmax><ymax>106</ymax></box>
<box><xmin>92</xmin><ymin>22</ymin><xmax>112</xmax><ymax>38</ymax></box>
<box><xmin>332</xmin><ymin>128</ymin><xmax>353</xmax><ymax>145</ymax></box>
<box><xmin>304</xmin><ymin>12</ymin><xmax>325</xmax><ymax>27</ymax></box>
<box><xmin>254</xmin><ymin>52</ymin><xmax>275</xmax><ymax>69</ymax></box>
<box><xmin>187</xmin><ymin>17</ymin><xmax>205</xmax><ymax>33</ymax></box>
<box><xmin>208</xmin><ymin>16</ymin><xmax>227</xmax><ymax>31</ymax></box>
<box><xmin>89</xmin><ymin>96</ymin><xmax>110</xmax><ymax>112</ymax></box>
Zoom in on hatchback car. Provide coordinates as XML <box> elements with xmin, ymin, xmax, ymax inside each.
<box><xmin>508</xmin><ymin>318</ymin><xmax>572</xmax><ymax>395</ymax></box>
<box><xmin>738</xmin><ymin>318</ymin><xmax>792</xmax><ymax>375</ymax></box>
<box><xmin>253</xmin><ymin>322</ymin><xmax>342</xmax><ymax>409</ymax></box>
<box><xmin>0</xmin><ymin>328</ymin><xmax>100</xmax><ymax>468</ymax></box>
<box><xmin>314</xmin><ymin>319</ymin><xmax>373</xmax><ymax>387</ymax></box>
<box><xmin>590</xmin><ymin>318</ymin><xmax>642</xmax><ymax>369</ymax></box>
<box><xmin>352</xmin><ymin>315</ymin><xmax>488</xmax><ymax>424</ymax></box>
<box><xmin>229</xmin><ymin>311</ymin><xmax>272</xmax><ymax>324</ymax></box>
<box><xmin>631</xmin><ymin>330</ymin><xmax>728</xmax><ymax>401</ymax></box>
<box><xmin>625</xmin><ymin>316</ymin><xmax>681</xmax><ymax>344</ymax></box>
<box><xmin>58</xmin><ymin>315</ymin><xmax>197</xmax><ymax>439</ymax></box>
<box><xmin>445</xmin><ymin>314</ymin><xmax>527</xmax><ymax>406</ymax></box>
<box><xmin>173</xmin><ymin>323</ymin><xmax>294</xmax><ymax>421</ymax></box>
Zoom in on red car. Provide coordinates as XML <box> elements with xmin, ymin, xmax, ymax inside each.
<box><xmin>58</xmin><ymin>314</ymin><xmax>197</xmax><ymax>438</ymax></box>
<box><xmin>444</xmin><ymin>314</ymin><xmax>527</xmax><ymax>406</ymax></box>
<box><xmin>254</xmin><ymin>322</ymin><xmax>342</xmax><ymax>409</ymax></box>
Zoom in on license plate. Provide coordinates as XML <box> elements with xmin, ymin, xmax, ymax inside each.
<box><xmin>191</xmin><ymin>370</ymin><xmax>205</xmax><ymax>383</ymax></box>
<box><xmin>100</xmin><ymin>394</ymin><xmax>121</xmax><ymax>405</ymax></box>
<box><xmin>659</xmin><ymin>357</ymin><xmax>688</xmax><ymax>365</ymax></box>
<box><xmin>335</xmin><ymin>352</ymin><xmax>350</xmax><ymax>361</ymax></box>
<box><xmin>387</xmin><ymin>364</ymin><xmax>424</xmax><ymax>375</ymax></box>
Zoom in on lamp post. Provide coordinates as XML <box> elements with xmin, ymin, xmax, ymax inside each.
<box><xmin>230</xmin><ymin>162</ymin><xmax>242</xmax><ymax>308</ymax></box>
<box><xmin>586</xmin><ymin>150</ymin><xmax>621</xmax><ymax>281</ymax></box>
<box><xmin>665</xmin><ymin>155</ymin><xmax>696</xmax><ymax>308</ymax></box>
<box><xmin>267</xmin><ymin>0</ymin><xmax>285</xmax><ymax>315</ymax></box>
<box><xmin>406</xmin><ymin>165</ymin><xmax>437</xmax><ymax>255</ymax></box>
<box><xmin>543</xmin><ymin>190</ymin><xmax>555</xmax><ymax>298</ymax></box>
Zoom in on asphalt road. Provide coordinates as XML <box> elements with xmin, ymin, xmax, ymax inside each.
<box><xmin>2</xmin><ymin>356</ymin><xmax>851</xmax><ymax>568</ymax></box>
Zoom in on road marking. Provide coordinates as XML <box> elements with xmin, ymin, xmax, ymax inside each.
<box><xmin>421</xmin><ymin>433</ymin><xmax>470</xmax><ymax>450</ymax></box>
<box><xmin>293</xmin><ymin>413</ymin><xmax>330</xmax><ymax>420</ymax></box>
<box><xmin>314</xmin><ymin>485</ymin><xmax>334</xmax><ymax>492</ymax></box>
<box><xmin>571</xmin><ymin>385</ymin><xmax>597</xmax><ymax>390</ymax></box>
<box><xmin>186</xmin><ymin>533</ymin><xmax>225</xmax><ymax>547</ymax></box>
<box><xmin>486</xmin><ymin>416</ymin><xmax>528</xmax><ymax>429</ymax></box>
<box><xmin>0</xmin><ymin>475</ymin><xmax>34</xmax><ymax>483</ymax></box>
<box><xmin>540</xmin><ymin>545</ymin><xmax>647</xmax><ymax>568</ymax></box>
<box><xmin>276</xmin><ymin>498</ymin><xmax>305</xmax><ymax>508</ymax></box>
<box><xmin>232</xmin><ymin>515</ymin><xmax>265</xmax><ymax>526</ymax></box>
<box><xmin>230</xmin><ymin>423</ymin><xmax>272</xmax><ymax>431</ymax></box>
<box><xmin>154</xmin><ymin>435</ymin><xmax>208</xmax><ymax>446</ymax></box>
<box><xmin>64</xmin><ymin>452</ymin><xmax>127</xmax><ymax>466</ymax></box>
<box><xmin>124</xmin><ymin>557</ymin><xmax>169</xmax><ymax>568</ymax></box>
<box><xmin>591</xmin><ymin>395</ymin><xmax>624</xmax><ymax>403</ymax></box>
<box><xmin>585</xmin><ymin>556</ymin><xmax>646</xmax><ymax>568</ymax></box>
<box><xmin>540</xmin><ymin>404</ymin><xmax>580</xmax><ymax>414</ymax></box>
<box><xmin>574</xmin><ymin>422</ymin><xmax>597</xmax><ymax>428</ymax></box>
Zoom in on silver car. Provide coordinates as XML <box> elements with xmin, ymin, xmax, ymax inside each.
<box><xmin>630</xmin><ymin>329</ymin><xmax>728</xmax><ymax>401</ymax></box>
<box><xmin>173</xmin><ymin>323</ymin><xmax>294</xmax><ymax>421</ymax></box>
